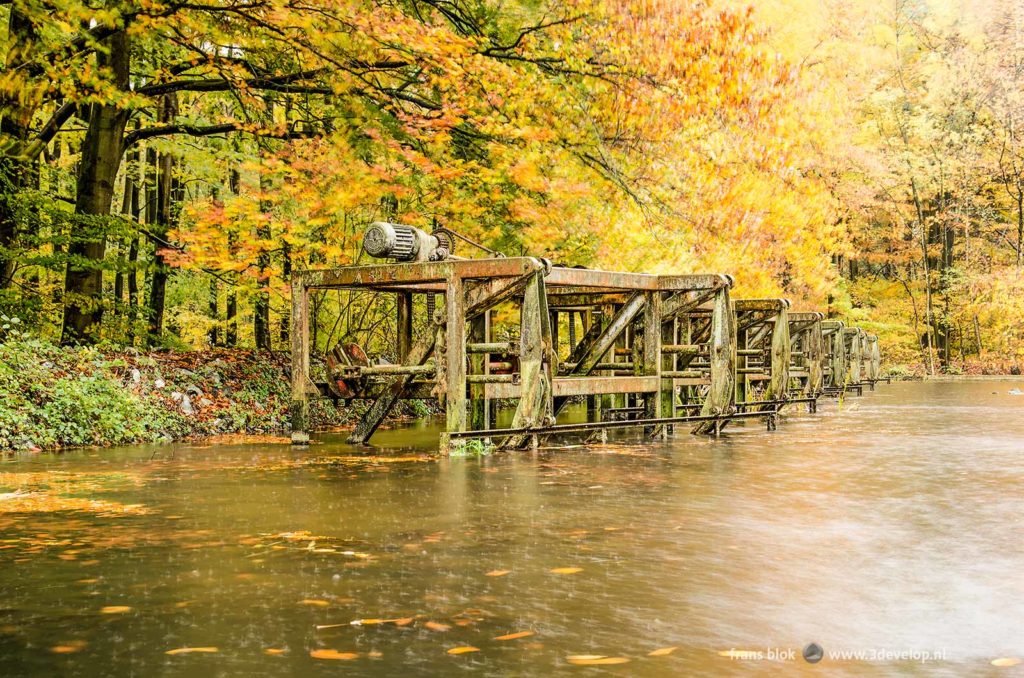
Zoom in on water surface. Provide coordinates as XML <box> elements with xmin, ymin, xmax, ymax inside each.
<box><xmin>2</xmin><ymin>381</ymin><xmax>1023</xmax><ymax>676</ymax></box>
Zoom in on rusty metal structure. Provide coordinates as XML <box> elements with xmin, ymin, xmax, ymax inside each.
<box><xmin>290</xmin><ymin>224</ymin><xmax>883</xmax><ymax>451</ymax></box>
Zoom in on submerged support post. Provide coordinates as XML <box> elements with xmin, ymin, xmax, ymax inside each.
<box><xmin>849</xmin><ymin>330</ymin><xmax>862</xmax><ymax>385</ymax></box>
<box><xmin>807</xmin><ymin>318</ymin><xmax>824</xmax><ymax>395</ymax></box>
<box><xmin>504</xmin><ymin>272</ymin><xmax>553</xmax><ymax>449</ymax></box>
<box><xmin>832</xmin><ymin>328</ymin><xmax>847</xmax><ymax>387</ymax></box>
<box><xmin>642</xmin><ymin>290</ymin><xmax>663</xmax><ymax>437</ymax></box>
<box><xmin>764</xmin><ymin>305</ymin><xmax>791</xmax><ymax>406</ymax></box>
<box><xmin>870</xmin><ymin>335</ymin><xmax>881</xmax><ymax>381</ymax></box>
<box><xmin>397</xmin><ymin>291</ymin><xmax>413</xmax><ymax>362</ymax></box>
<box><xmin>444</xmin><ymin>276</ymin><xmax>468</xmax><ymax>452</ymax></box>
<box><xmin>469</xmin><ymin>314</ymin><xmax>488</xmax><ymax>432</ymax></box>
<box><xmin>290</xmin><ymin>277</ymin><xmax>311</xmax><ymax>445</ymax></box>
<box><xmin>693</xmin><ymin>285</ymin><xmax>735</xmax><ymax>434</ymax></box>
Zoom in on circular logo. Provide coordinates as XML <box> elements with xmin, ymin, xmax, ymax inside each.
<box><xmin>803</xmin><ymin>642</ymin><xmax>824</xmax><ymax>664</ymax></box>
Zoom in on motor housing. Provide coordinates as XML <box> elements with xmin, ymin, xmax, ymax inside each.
<box><xmin>363</xmin><ymin>222</ymin><xmax>451</xmax><ymax>262</ymax></box>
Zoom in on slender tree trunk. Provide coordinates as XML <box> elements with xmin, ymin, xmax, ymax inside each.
<box><xmin>253</xmin><ymin>164</ymin><xmax>272</xmax><ymax>350</ymax></box>
<box><xmin>0</xmin><ymin>7</ymin><xmax>38</xmax><ymax>290</ymax></box>
<box><xmin>225</xmin><ymin>167</ymin><xmax>240</xmax><ymax>347</ymax></box>
<box><xmin>208</xmin><ymin>279</ymin><xmax>220</xmax><ymax>346</ymax></box>
<box><xmin>125</xmin><ymin>131</ymin><xmax>141</xmax><ymax>344</ymax></box>
<box><xmin>145</xmin><ymin>94</ymin><xmax>178</xmax><ymax>344</ymax></box>
<box><xmin>279</xmin><ymin>240</ymin><xmax>291</xmax><ymax>344</ymax></box>
<box><xmin>1017</xmin><ymin>191</ymin><xmax>1023</xmax><ymax>268</ymax></box>
<box><xmin>908</xmin><ymin>177</ymin><xmax>936</xmax><ymax>376</ymax></box>
<box><xmin>61</xmin><ymin>30</ymin><xmax>131</xmax><ymax>344</ymax></box>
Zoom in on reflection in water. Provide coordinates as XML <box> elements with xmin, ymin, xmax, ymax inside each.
<box><xmin>1</xmin><ymin>381</ymin><xmax>1023</xmax><ymax>676</ymax></box>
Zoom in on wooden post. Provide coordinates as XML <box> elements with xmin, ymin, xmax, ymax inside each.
<box><xmin>661</xmin><ymin>315</ymin><xmax>676</xmax><ymax>421</ymax></box>
<box><xmin>290</xmin><ymin>277</ymin><xmax>311</xmax><ymax>445</ymax></box>
<box><xmin>870</xmin><ymin>336</ymin><xmax>882</xmax><ymax>380</ymax></box>
<box><xmin>397</xmin><ymin>291</ymin><xmax>413</xmax><ymax>362</ymax></box>
<box><xmin>807</xmin><ymin>320</ymin><xmax>824</xmax><ymax>395</ymax></box>
<box><xmin>444</xmin><ymin>276</ymin><xmax>467</xmax><ymax>452</ymax></box>
<box><xmin>832</xmin><ymin>329</ymin><xmax>846</xmax><ymax>387</ymax></box>
<box><xmin>693</xmin><ymin>285</ymin><xmax>735</xmax><ymax>434</ymax></box>
<box><xmin>504</xmin><ymin>272</ymin><xmax>553</xmax><ymax>449</ymax></box>
<box><xmin>849</xmin><ymin>330</ymin><xmax>862</xmax><ymax>384</ymax></box>
<box><xmin>469</xmin><ymin>314</ymin><xmax>487</xmax><ymax>432</ymax></box>
<box><xmin>642</xmin><ymin>290</ymin><xmax>662</xmax><ymax>436</ymax></box>
<box><xmin>764</xmin><ymin>306</ymin><xmax>791</xmax><ymax>403</ymax></box>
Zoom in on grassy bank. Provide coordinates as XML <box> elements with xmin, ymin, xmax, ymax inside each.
<box><xmin>0</xmin><ymin>333</ymin><xmax>431</xmax><ymax>453</ymax></box>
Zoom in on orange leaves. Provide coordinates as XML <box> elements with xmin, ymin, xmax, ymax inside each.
<box><xmin>566</xmin><ymin>655</ymin><xmax>630</xmax><ymax>666</ymax></box>
<box><xmin>446</xmin><ymin>646</ymin><xmax>480</xmax><ymax>655</ymax></box>
<box><xmin>647</xmin><ymin>646</ymin><xmax>677</xmax><ymax>656</ymax></box>
<box><xmin>310</xmin><ymin>649</ymin><xmax>358</xmax><ymax>660</ymax></box>
<box><xmin>494</xmin><ymin>631</ymin><xmax>534</xmax><ymax>641</ymax></box>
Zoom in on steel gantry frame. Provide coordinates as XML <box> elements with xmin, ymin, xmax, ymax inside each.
<box><xmin>290</xmin><ymin>258</ymin><xmax>882</xmax><ymax>451</ymax></box>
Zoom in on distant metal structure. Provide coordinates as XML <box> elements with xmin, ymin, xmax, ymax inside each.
<box><xmin>290</xmin><ymin>223</ymin><xmax>883</xmax><ymax>451</ymax></box>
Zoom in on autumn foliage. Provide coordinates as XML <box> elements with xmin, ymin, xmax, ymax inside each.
<box><xmin>0</xmin><ymin>0</ymin><xmax>1021</xmax><ymax>373</ymax></box>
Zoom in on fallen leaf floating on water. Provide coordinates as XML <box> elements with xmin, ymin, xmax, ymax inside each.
<box><xmin>447</xmin><ymin>646</ymin><xmax>481</xmax><ymax>655</ymax></box>
<box><xmin>485</xmin><ymin>569</ymin><xmax>511</xmax><ymax>577</ymax></box>
<box><xmin>263</xmin><ymin>648</ymin><xmax>287</xmax><ymax>656</ymax></box>
<box><xmin>494</xmin><ymin>631</ymin><xmax>535</xmax><ymax>641</ymax></box>
<box><xmin>310</xmin><ymin>649</ymin><xmax>358</xmax><ymax>660</ymax></box>
<box><xmin>165</xmin><ymin>647</ymin><xmax>219</xmax><ymax>655</ymax></box>
<box><xmin>992</xmin><ymin>658</ymin><xmax>1022</xmax><ymax>667</ymax></box>
<box><xmin>424</xmin><ymin>621</ymin><xmax>451</xmax><ymax>632</ymax></box>
<box><xmin>347</xmin><ymin>617</ymin><xmax>414</xmax><ymax>627</ymax></box>
<box><xmin>299</xmin><ymin>599</ymin><xmax>329</xmax><ymax>607</ymax></box>
<box><xmin>648</xmin><ymin>646</ymin><xmax>677</xmax><ymax>657</ymax></box>
<box><xmin>99</xmin><ymin>606</ymin><xmax>131</xmax><ymax>614</ymax></box>
<box><xmin>51</xmin><ymin>640</ymin><xmax>87</xmax><ymax>654</ymax></box>
<box><xmin>550</xmin><ymin>567</ymin><xmax>583</xmax><ymax>575</ymax></box>
<box><xmin>566</xmin><ymin>655</ymin><xmax>630</xmax><ymax>666</ymax></box>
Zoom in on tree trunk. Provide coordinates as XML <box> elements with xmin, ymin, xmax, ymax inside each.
<box><xmin>145</xmin><ymin>94</ymin><xmax>179</xmax><ymax>345</ymax></box>
<box><xmin>253</xmin><ymin>164</ymin><xmax>272</xmax><ymax>350</ymax></box>
<box><xmin>1017</xmin><ymin>191</ymin><xmax>1023</xmax><ymax>268</ymax></box>
<box><xmin>61</xmin><ymin>30</ymin><xmax>131</xmax><ymax>344</ymax></box>
<box><xmin>279</xmin><ymin>240</ymin><xmax>291</xmax><ymax>344</ymax></box>
<box><xmin>0</xmin><ymin>7</ymin><xmax>38</xmax><ymax>290</ymax></box>
<box><xmin>225</xmin><ymin>167</ymin><xmax>240</xmax><ymax>347</ymax></box>
<box><xmin>208</xmin><ymin>279</ymin><xmax>219</xmax><ymax>346</ymax></box>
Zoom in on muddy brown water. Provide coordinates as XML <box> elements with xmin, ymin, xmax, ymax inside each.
<box><xmin>1</xmin><ymin>381</ymin><xmax>1023</xmax><ymax>677</ymax></box>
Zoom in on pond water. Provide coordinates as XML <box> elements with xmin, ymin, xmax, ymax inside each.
<box><xmin>1</xmin><ymin>381</ymin><xmax>1023</xmax><ymax>677</ymax></box>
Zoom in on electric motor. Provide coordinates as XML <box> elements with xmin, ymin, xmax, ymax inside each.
<box><xmin>362</xmin><ymin>222</ymin><xmax>450</xmax><ymax>262</ymax></box>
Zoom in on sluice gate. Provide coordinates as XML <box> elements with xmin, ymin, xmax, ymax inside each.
<box><xmin>290</xmin><ymin>224</ymin><xmax>884</xmax><ymax>452</ymax></box>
